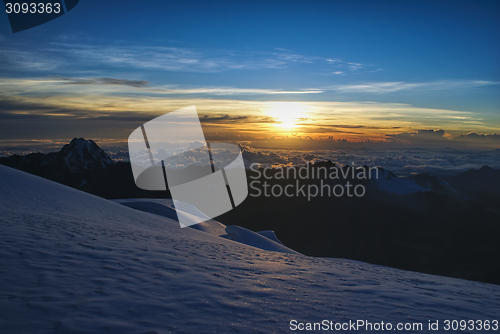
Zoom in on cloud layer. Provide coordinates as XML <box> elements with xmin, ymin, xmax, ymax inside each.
<box><xmin>0</xmin><ymin>77</ymin><xmax>498</xmax><ymax>146</ymax></box>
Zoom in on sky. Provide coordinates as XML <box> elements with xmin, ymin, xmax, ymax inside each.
<box><xmin>0</xmin><ymin>0</ymin><xmax>499</xmax><ymax>151</ymax></box>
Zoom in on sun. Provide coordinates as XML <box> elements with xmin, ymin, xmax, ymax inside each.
<box><xmin>267</xmin><ymin>102</ymin><xmax>309</xmax><ymax>129</ymax></box>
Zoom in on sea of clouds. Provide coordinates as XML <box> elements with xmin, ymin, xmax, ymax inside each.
<box><xmin>111</xmin><ymin>143</ymin><xmax>500</xmax><ymax>177</ymax></box>
<box><xmin>1</xmin><ymin>140</ymin><xmax>499</xmax><ymax>177</ymax></box>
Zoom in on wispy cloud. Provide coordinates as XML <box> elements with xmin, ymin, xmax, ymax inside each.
<box><xmin>0</xmin><ymin>77</ymin><xmax>322</xmax><ymax>96</ymax></box>
<box><xmin>0</xmin><ymin>49</ymin><xmax>59</xmax><ymax>71</ymax></box>
<box><xmin>14</xmin><ymin>77</ymin><xmax>498</xmax><ymax>98</ymax></box>
<box><xmin>0</xmin><ymin>36</ymin><xmax>367</xmax><ymax>75</ymax></box>
<box><xmin>152</xmin><ymin>86</ymin><xmax>322</xmax><ymax>95</ymax></box>
<box><xmin>59</xmin><ymin>44</ymin><xmax>246</xmax><ymax>72</ymax></box>
<box><xmin>328</xmin><ymin>80</ymin><xmax>500</xmax><ymax>94</ymax></box>
<box><xmin>326</xmin><ymin>59</ymin><xmax>364</xmax><ymax>72</ymax></box>
<box><xmin>0</xmin><ymin>42</ymin><xmax>312</xmax><ymax>73</ymax></box>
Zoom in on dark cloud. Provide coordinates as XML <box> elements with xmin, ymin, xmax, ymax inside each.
<box><xmin>90</xmin><ymin>113</ymin><xmax>156</xmax><ymax>123</ymax></box>
<box><xmin>454</xmin><ymin>132</ymin><xmax>500</xmax><ymax>141</ymax></box>
<box><xmin>299</xmin><ymin>123</ymin><xmax>401</xmax><ymax>130</ymax></box>
<box><xmin>60</xmin><ymin>77</ymin><xmax>149</xmax><ymax>88</ymax></box>
<box><xmin>200</xmin><ymin>114</ymin><xmax>249</xmax><ymax>123</ymax></box>
<box><xmin>384</xmin><ymin>129</ymin><xmax>500</xmax><ymax>149</ymax></box>
<box><xmin>0</xmin><ymin>97</ymin><xmax>142</xmax><ymax>140</ymax></box>
<box><xmin>306</xmin><ymin>127</ymin><xmax>363</xmax><ymax>135</ymax></box>
<box><xmin>200</xmin><ymin>115</ymin><xmax>282</xmax><ymax>125</ymax></box>
<box><xmin>0</xmin><ymin>97</ymin><xmax>61</xmax><ymax>113</ymax></box>
<box><xmin>0</xmin><ymin>97</ymin><xmax>157</xmax><ymax>123</ymax></box>
<box><xmin>387</xmin><ymin>129</ymin><xmax>446</xmax><ymax>143</ymax></box>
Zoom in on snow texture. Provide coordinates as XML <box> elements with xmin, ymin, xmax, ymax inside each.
<box><xmin>0</xmin><ymin>164</ymin><xmax>499</xmax><ymax>333</ymax></box>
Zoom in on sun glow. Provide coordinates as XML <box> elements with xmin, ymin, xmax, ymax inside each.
<box><xmin>267</xmin><ymin>102</ymin><xmax>309</xmax><ymax>129</ymax></box>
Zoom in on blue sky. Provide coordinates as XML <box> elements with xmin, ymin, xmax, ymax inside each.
<box><xmin>0</xmin><ymin>0</ymin><xmax>499</xmax><ymax>145</ymax></box>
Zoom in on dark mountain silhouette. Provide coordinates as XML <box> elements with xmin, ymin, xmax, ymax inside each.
<box><xmin>0</xmin><ymin>138</ymin><xmax>171</xmax><ymax>199</ymax></box>
<box><xmin>445</xmin><ymin>166</ymin><xmax>500</xmax><ymax>211</ymax></box>
<box><xmin>446</xmin><ymin>165</ymin><xmax>500</xmax><ymax>195</ymax></box>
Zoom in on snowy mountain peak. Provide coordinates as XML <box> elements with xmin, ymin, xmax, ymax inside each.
<box><xmin>407</xmin><ymin>173</ymin><xmax>457</xmax><ymax>195</ymax></box>
<box><xmin>371</xmin><ymin>168</ymin><xmax>430</xmax><ymax>195</ymax></box>
<box><xmin>60</xmin><ymin>138</ymin><xmax>113</xmax><ymax>172</ymax></box>
<box><xmin>370</xmin><ymin>168</ymin><xmax>457</xmax><ymax>195</ymax></box>
<box><xmin>65</xmin><ymin>138</ymin><xmax>99</xmax><ymax>151</ymax></box>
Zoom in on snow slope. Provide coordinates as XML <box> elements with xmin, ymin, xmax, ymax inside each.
<box><xmin>111</xmin><ymin>198</ymin><xmax>297</xmax><ymax>254</ymax></box>
<box><xmin>0</xmin><ymin>165</ymin><xmax>499</xmax><ymax>333</ymax></box>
